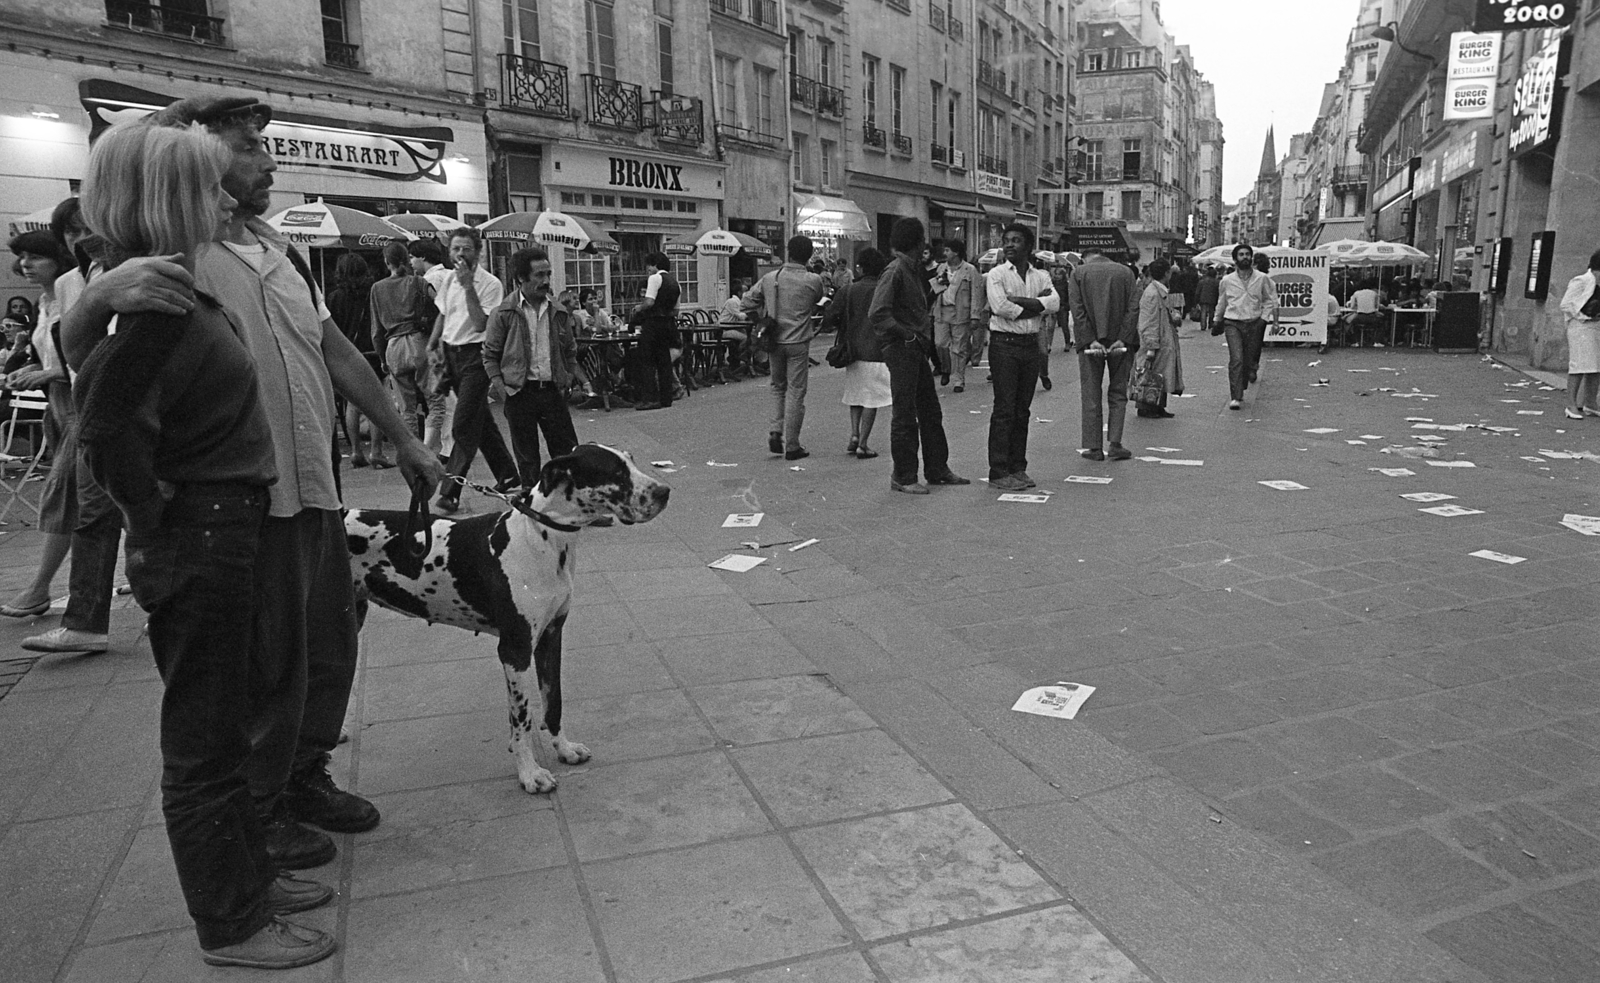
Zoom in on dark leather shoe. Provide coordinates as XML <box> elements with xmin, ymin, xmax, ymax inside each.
<box><xmin>926</xmin><ymin>471</ymin><xmax>971</xmax><ymax>485</ymax></box>
<box><xmin>1012</xmin><ymin>471</ymin><xmax>1038</xmax><ymax>489</ymax></box>
<box><xmin>768</xmin><ymin>433</ymin><xmax>784</xmax><ymax>454</ymax></box>
<box><xmin>891</xmin><ymin>479</ymin><xmax>930</xmax><ymax>495</ymax></box>
<box><xmin>1108</xmin><ymin>444</ymin><xmax>1133</xmax><ymax>461</ymax></box>
<box><xmin>262</xmin><ymin>807</ymin><xmax>336</xmax><ymax>870</ymax></box>
<box><xmin>785</xmin><ymin>448</ymin><xmax>810</xmax><ymax>461</ymax></box>
<box><xmin>1040</xmin><ymin>375</ymin><xmax>1053</xmax><ymax>391</ymax></box>
<box><xmin>285</xmin><ymin>763</ymin><xmax>380</xmax><ymax>833</ymax></box>
<box><xmin>1081</xmin><ymin>448</ymin><xmax>1105</xmax><ymax>462</ymax></box>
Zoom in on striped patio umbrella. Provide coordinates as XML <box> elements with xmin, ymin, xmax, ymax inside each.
<box><xmin>6</xmin><ymin>206</ymin><xmax>55</xmax><ymax>238</ymax></box>
<box><xmin>1332</xmin><ymin>241</ymin><xmax>1429</xmax><ymax>267</ymax></box>
<box><xmin>477</xmin><ymin>211</ymin><xmax>620</xmax><ymax>254</ymax></box>
<box><xmin>385</xmin><ymin>213</ymin><xmax>471</xmax><ymax>235</ymax></box>
<box><xmin>664</xmin><ymin>228</ymin><xmax>774</xmax><ymax>258</ymax></box>
<box><xmin>264</xmin><ymin>200</ymin><xmax>413</xmax><ymax>249</ymax></box>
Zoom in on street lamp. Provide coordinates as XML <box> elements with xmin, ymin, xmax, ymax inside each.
<box><xmin>1372</xmin><ymin>23</ymin><xmax>1437</xmax><ymax>64</ymax></box>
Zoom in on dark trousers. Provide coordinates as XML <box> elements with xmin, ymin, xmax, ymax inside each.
<box><xmin>1079</xmin><ymin>350</ymin><xmax>1134</xmax><ymax>450</ymax></box>
<box><xmin>988</xmin><ymin>332</ymin><xmax>1041</xmax><ymax>479</ymax></box>
<box><xmin>63</xmin><ymin>451</ymin><xmax>122</xmax><ymax>634</ymax></box>
<box><xmin>1222</xmin><ymin>318</ymin><xmax>1265</xmax><ymax>400</ymax></box>
<box><xmin>503</xmin><ymin>383</ymin><xmax>580</xmax><ymax>486</ymax></box>
<box><xmin>442</xmin><ymin>342</ymin><xmax>517</xmax><ymax>490</ymax></box>
<box><xmin>245</xmin><ymin>509</ymin><xmax>358</xmax><ymax>807</ymax></box>
<box><xmin>883</xmin><ymin>340</ymin><xmax>951</xmax><ymax>484</ymax></box>
<box><xmin>640</xmin><ymin>320</ymin><xmax>677</xmax><ymax>406</ymax></box>
<box><xmin>126</xmin><ymin>486</ymin><xmax>274</xmax><ymax>950</ymax></box>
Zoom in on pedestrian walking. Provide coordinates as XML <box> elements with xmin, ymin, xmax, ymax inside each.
<box><xmin>61</xmin><ymin>95</ymin><xmax>444</xmax><ymax>877</ymax></box>
<box><xmin>984</xmin><ymin>224</ymin><xmax>1059</xmax><ymax>491</ymax></box>
<box><xmin>1037</xmin><ymin>260</ymin><xmax>1070</xmax><ymax>391</ymax></box>
<box><xmin>407</xmin><ymin>237</ymin><xmax>453</xmax><ymax>456</ymax></box>
<box><xmin>1196</xmin><ymin>267</ymin><xmax>1220</xmax><ymax>334</ymax></box>
<box><xmin>628</xmin><ymin>251</ymin><xmax>680</xmax><ymax>411</ymax></box>
<box><xmin>1069</xmin><ymin>245</ymin><xmax>1140</xmax><ymax>461</ymax></box>
<box><xmin>742</xmin><ymin>236</ymin><xmax>826</xmax><ymax>460</ymax></box>
<box><xmin>368</xmin><ymin>242</ymin><xmax>437</xmax><ymax>445</ymax></box>
<box><xmin>1134</xmin><ymin>258</ymin><xmax>1184</xmax><ymax>419</ymax></box>
<box><xmin>430</xmin><ymin>227</ymin><xmax>520</xmax><ymax>509</ymax></box>
<box><xmin>72</xmin><ymin>118</ymin><xmax>333</xmax><ymax>971</ymax></box>
<box><xmin>326</xmin><ymin>252</ymin><xmax>389</xmax><ymax>469</ymax></box>
<box><xmin>931</xmin><ymin>240</ymin><xmax>978</xmax><ymax>392</ymax></box>
<box><xmin>484</xmin><ymin>246</ymin><xmax>584</xmax><ymax>482</ymax></box>
<box><xmin>868</xmin><ymin>217</ymin><xmax>970</xmax><ymax>493</ymax></box>
<box><xmin>1214</xmin><ymin>243</ymin><xmax>1277</xmax><ymax>410</ymax></box>
<box><xmin>1559</xmin><ymin>248</ymin><xmax>1600</xmax><ymax>420</ymax></box>
<box><xmin>820</xmin><ymin>248</ymin><xmax>889</xmax><ymax>459</ymax></box>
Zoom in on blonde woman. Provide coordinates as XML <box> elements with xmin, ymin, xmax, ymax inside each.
<box><xmin>74</xmin><ymin>120</ymin><xmax>335</xmax><ymax>970</ymax></box>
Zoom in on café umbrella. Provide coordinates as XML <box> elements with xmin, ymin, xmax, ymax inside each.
<box><xmin>664</xmin><ymin>228</ymin><xmax>774</xmax><ymax>258</ymax></box>
<box><xmin>1316</xmin><ymin>238</ymin><xmax>1371</xmax><ymax>261</ymax></box>
<box><xmin>264</xmin><ymin>200</ymin><xmax>414</xmax><ymax>249</ymax></box>
<box><xmin>476</xmin><ymin>210</ymin><xmax>620</xmax><ymax>254</ymax></box>
<box><xmin>385</xmin><ymin>213</ymin><xmax>469</xmax><ymax>235</ymax></box>
<box><xmin>7</xmin><ymin>206</ymin><xmax>55</xmax><ymax>238</ymax></box>
<box><xmin>1328</xmin><ymin>240</ymin><xmax>1429</xmax><ymax>267</ymax></box>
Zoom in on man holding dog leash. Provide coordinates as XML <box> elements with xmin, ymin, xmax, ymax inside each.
<box><xmin>61</xmin><ymin>95</ymin><xmax>445</xmax><ymax>967</ymax></box>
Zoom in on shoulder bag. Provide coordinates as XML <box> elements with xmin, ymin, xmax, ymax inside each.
<box><xmin>754</xmin><ymin>272</ymin><xmax>781</xmax><ymax>353</ymax></box>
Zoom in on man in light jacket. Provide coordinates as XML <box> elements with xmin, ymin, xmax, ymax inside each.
<box><xmin>931</xmin><ymin>240</ymin><xmax>979</xmax><ymax>392</ymax></box>
<box><xmin>484</xmin><ymin>246</ymin><xmax>588</xmax><ymax>485</ymax></box>
<box><xmin>1069</xmin><ymin>245</ymin><xmax>1140</xmax><ymax>461</ymax></box>
<box><xmin>742</xmin><ymin>235</ymin><xmax>826</xmax><ymax>460</ymax></box>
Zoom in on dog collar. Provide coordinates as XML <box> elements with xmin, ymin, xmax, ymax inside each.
<box><xmin>513</xmin><ymin>501</ymin><xmax>582</xmax><ymax>533</ymax></box>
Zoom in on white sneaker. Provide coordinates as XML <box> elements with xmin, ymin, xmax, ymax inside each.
<box><xmin>1228</xmin><ymin>400</ymin><xmax>1242</xmax><ymax>410</ymax></box>
<box><xmin>21</xmin><ymin>627</ymin><xmax>108</xmax><ymax>653</ymax></box>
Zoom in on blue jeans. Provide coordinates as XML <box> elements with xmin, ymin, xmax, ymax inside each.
<box><xmin>1222</xmin><ymin>318</ymin><xmax>1264</xmax><ymax>400</ymax></box>
<box><xmin>988</xmin><ymin>332</ymin><xmax>1041</xmax><ymax>478</ymax></box>
<box><xmin>127</xmin><ymin>485</ymin><xmax>274</xmax><ymax>949</ymax></box>
<box><xmin>768</xmin><ymin>341</ymin><xmax>811</xmax><ymax>451</ymax></box>
<box><xmin>883</xmin><ymin>340</ymin><xmax>951</xmax><ymax>484</ymax></box>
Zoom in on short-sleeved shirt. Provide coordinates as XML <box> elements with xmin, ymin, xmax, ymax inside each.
<box><xmin>437</xmin><ymin>265</ymin><xmax>505</xmax><ymax>346</ymax></box>
<box><xmin>195</xmin><ymin>221</ymin><xmax>339</xmax><ymax>518</ymax></box>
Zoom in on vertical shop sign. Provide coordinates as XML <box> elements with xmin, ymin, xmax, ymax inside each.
<box><xmin>1525</xmin><ymin>230</ymin><xmax>1555</xmax><ymax>301</ymax></box>
<box><xmin>1444</xmin><ymin>32</ymin><xmax>1501</xmax><ymax>120</ymax></box>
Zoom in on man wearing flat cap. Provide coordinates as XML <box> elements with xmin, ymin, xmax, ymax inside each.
<box><xmin>62</xmin><ymin>94</ymin><xmax>443</xmax><ymax>945</ymax></box>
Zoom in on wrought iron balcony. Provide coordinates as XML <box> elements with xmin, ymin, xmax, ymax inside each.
<box><xmin>324</xmin><ymin>39</ymin><xmax>360</xmax><ymax>70</ymax></box>
<box><xmin>863</xmin><ymin>122</ymin><xmax>887</xmax><ymax>150</ymax></box>
<box><xmin>1332</xmin><ymin>165</ymin><xmax>1367</xmax><ymax>187</ymax></box>
<box><xmin>105</xmin><ymin>0</ymin><xmax>225</xmax><ymax>44</ymax></box>
<box><xmin>649</xmin><ymin>92</ymin><xmax>704</xmax><ymax>146</ymax></box>
<box><xmin>931</xmin><ymin>143</ymin><xmax>949</xmax><ymax>165</ymax></box>
<box><xmin>929</xmin><ymin>1</ymin><xmax>945</xmax><ymax>31</ymax></box>
<box><xmin>886</xmin><ymin>0</ymin><xmax>911</xmax><ymax>12</ymax></box>
<box><xmin>978</xmin><ymin>60</ymin><xmax>1007</xmax><ymax>93</ymax></box>
<box><xmin>790</xmin><ymin>72</ymin><xmax>816</xmax><ymax>110</ymax></box>
<box><xmin>715</xmin><ymin>122</ymin><xmax>782</xmax><ymax>150</ymax></box>
<box><xmin>891</xmin><ymin>132</ymin><xmax>913</xmax><ymax>156</ymax></box>
<box><xmin>815</xmin><ymin>81</ymin><xmax>844</xmax><ymax>119</ymax></box>
<box><xmin>978</xmin><ymin>153</ymin><xmax>1009</xmax><ymax>176</ymax></box>
<box><xmin>949</xmin><ymin>148</ymin><xmax>966</xmax><ymax>170</ymax></box>
<box><xmin>949</xmin><ymin>17</ymin><xmax>963</xmax><ymax>41</ymax></box>
<box><xmin>584</xmin><ymin>74</ymin><xmax>643</xmax><ymax>131</ymax></box>
<box><xmin>501</xmin><ymin>54</ymin><xmax>570</xmax><ymax>119</ymax></box>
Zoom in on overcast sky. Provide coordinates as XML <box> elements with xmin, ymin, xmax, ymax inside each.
<box><xmin>1156</xmin><ymin>0</ymin><xmax>1365</xmax><ymax>203</ymax></box>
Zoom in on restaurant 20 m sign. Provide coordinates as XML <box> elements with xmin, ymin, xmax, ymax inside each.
<box><xmin>79</xmin><ymin>80</ymin><xmax>455</xmax><ymax>184</ymax></box>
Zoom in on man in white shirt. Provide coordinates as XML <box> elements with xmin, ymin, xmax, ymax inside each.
<box><xmin>427</xmin><ymin>227</ymin><xmax>520</xmax><ymax>512</ymax></box>
<box><xmin>406</xmin><ymin>238</ymin><xmax>453</xmax><ymax>455</ymax></box>
<box><xmin>1214</xmin><ymin>243</ymin><xmax>1278</xmax><ymax>409</ymax></box>
<box><xmin>931</xmin><ymin>241</ymin><xmax>979</xmax><ymax>391</ymax></box>
<box><xmin>985</xmin><ymin>225</ymin><xmax>1060</xmax><ymax>490</ymax></box>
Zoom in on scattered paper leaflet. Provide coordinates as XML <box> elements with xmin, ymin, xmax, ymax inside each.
<box><xmin>1470</xmin><ymin>550</ymin><xmax>1526</xmax><ymax>565</ymax></box>
<box><xmin>1561</xmin><ymin>514</ymin><xmax>1600</xmax><ymax>536</ymax></box>
<box><xmin>1066</xmin><ymin>475</ymin><xmax>1114</xmax><ymax>484</ymax></box>
<box><xmin>998</xmin><ymin>493</ymin><xmax>1051</xmax><ymax>503</ymax></box>
<box><xmin>1260</xmin><ymin>480</ymin><xmax>1309</xmax><ymax>491</ymax></box>
<box><xmin>1419</xmin><ymin>505</ymin><xmax>1485</xmax><ymax>517</ymax></box>
<box><xmin>1012</xmin><ymin>682</ymin><xmax>1096</xmax><ymax>720</ymax></box>
<box><xmin>723</xmin><ymin>513</ymin><xmax>764</xmax><ymax>528</ymax></box>
<box><xmin>708</xmin><ymin>554</ymin><xmax>766</xmax><ymax>573</ymax></box>
<box><xmin>1401</xmin><ymin>492</ymin><xmax>1456</xmax><ymax>503</ymax></box>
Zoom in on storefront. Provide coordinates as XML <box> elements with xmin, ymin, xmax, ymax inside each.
<box><xmin>927</xmin><ymin>198</ymin><xmax>983</xmax><ymax>256</ymax></box>
<box><xmin>793</xmin><ymin>192</ymin><xmax>873</xmax><ymax>264</ymax></box>
<box><xmin>539</xmin><ymin>142</ymin><xmax>726</xmax><ymax>312</ymax></box>
<box><xmin>1412</xmin><ymin>124</ymin><xmax>1489</xmax><ymax>288</ymax></box>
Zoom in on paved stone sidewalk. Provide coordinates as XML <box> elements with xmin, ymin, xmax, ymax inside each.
<box><xmin>2</xmin><ymin>331</ymin><xmax>1596</xmax><ymax>982</ymax></box>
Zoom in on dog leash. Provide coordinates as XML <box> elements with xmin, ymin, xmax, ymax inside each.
<box><xmin>402</xmin><ymin>478</ymin><xmax>433</xmax><ymax>558</ymax></box>
<box><xmin>444</xmin><ymin>475</ymin><xmax>582</xmax><ymax>533</ymax></box>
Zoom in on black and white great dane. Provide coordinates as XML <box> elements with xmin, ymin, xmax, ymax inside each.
<box><xmin>345</xmin><ymin>443</ymin><xmax>670</xmax><ymax>793</ymax></box>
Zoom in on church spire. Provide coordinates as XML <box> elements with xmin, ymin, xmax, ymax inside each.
<box><xmin>1258</xmin><ymin>126</ymin><xmax>1277</xmax><ymax>181</ymax></box>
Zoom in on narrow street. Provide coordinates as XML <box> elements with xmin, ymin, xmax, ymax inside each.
<box><xmin>3</xmin><ymin>329</ymin><xmax>1596</xmax><ymax>983</ymax></box>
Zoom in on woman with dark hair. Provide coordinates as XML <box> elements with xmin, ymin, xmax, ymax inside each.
<box><xmin>822</xmin><ymin>248</ymin><xmax>890</xmax><ymax>459</ymax></box>
<box><xmin>327</xmin><ymin>252</ymin><xmax>390</xmax><ymax>467</ymax></box>
<box><xmin>1135</xmin><ymin>258</ymin><xmax>1183</xmax><ymax>419</ymax></box>
<box><xmin>2</xmin><ymin>228</ymin><xmax>76</xmax><ymax>619</ymax></box>
<box><xmin>3</xmin><ymin>296</ymin><xmax>35</xmax><ymax>373</ymax></box>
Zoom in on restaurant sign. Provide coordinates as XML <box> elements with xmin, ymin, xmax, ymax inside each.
<box><xmin>550</xmin><ymin>147</ymin><xmax>723</xmax><ymax>199</ymax></box>
<box><xmin>976</xmin><ymin>170</ymin><xmax>1014</xmax><ymax>200</ymax></box>
<box><xmin>1443</xmin><ymin>32</ymin><xmax>1500</xmax><ymax>120</ymax></box>
<box><xmin>79</xmin><ymin>80</ymin><xmax>454</xmax><ymax>184</ymax></box>
<box><xmin>1508</xmin><ymin>29</ymin><xmax>1571</xmax><ymax>157</ymax></box>
<box><xmin>1475</xmin><ymin>0</ymin><xmax>1576</xmax><ymax>32</ymax></box>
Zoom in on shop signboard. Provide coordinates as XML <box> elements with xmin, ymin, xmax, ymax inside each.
<box><xmin>1263</xmin><ymin>250</ymin><xmax>1331</xmax><ymax>346</ymax></box>
<box><xmin>1525</xmin><ymin>230</ymin><xmax>1556</xmax><ymax>301</ymax></box>
<box><xmin>1064</xmin><ymin>222</ymin><xmax>1133</xmax><ymax>260</ymax></box>
<box><xmin>1475</xmin><ymin>0</ymin><xmax>1575</xmax><ymax>32</ymax></box>
<box><xmin>1444</xmin><ymin>32</ymin><xmax>1501</xmax><ymax>120</ymax></box>
<box><xmin>1488</xmin><ymin>237</ymin><xmax>1513</xmax><ymax>295</ymax></box>
<box><xmin>1508</xmin><ymin>30</ymin><xmax>1572</xmax><ymax>157</ymax></box>
<box><xmin>976</xmin><ymin>170</ymin><xmax>1014</xmax><ymax>199</ymax></box>
<box><xmin>549</xmin><ymin>147</ymin><xmax>723</xmax><ymax>199</ymax></box>
<box><xmin>79</xmin><ymin>80</ymin><xmax>454</xmax><ymax>184</ymax></box>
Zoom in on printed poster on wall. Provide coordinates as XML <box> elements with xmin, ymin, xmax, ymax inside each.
<box><xmin>1264</xmin><ymin>250</ymin><xmax>1332</xmax><ymax>345</ymax></box>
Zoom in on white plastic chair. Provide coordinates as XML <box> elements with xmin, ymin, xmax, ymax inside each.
<box><xmin>0</xmin><ymin>389</ymin><xmax>50</xmax><ymax>525</ymax></box>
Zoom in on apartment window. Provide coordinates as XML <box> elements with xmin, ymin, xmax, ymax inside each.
<box><xmin>1125</xmin><ymin>49</ymin><xmax>1141</xmax><ymax>68</ymax></box>
<box><xmin>753</xmin><ymin>67</ymin><xmax>775</xmax><ymax>134</ymax></box>
<box><xmin>716</xmin><ymin>54</ymin><xmax>740</xmax><ymax>126</ymax></box>
<box><xmin>506</xmin><ymin>150</ymin><xmax>542</xmax><ymax>213</ymax></box>
<box><xmin>818</xmin><ymin>38</ymin><xmax>834</xmax><ymax>86</ymax></box>
<box><xmin>1085</xmin><ymin>51</ymin><xmax>1103</xmax><ymax>72</ymax></box>
<box><xmin>930</xmin><ymin>81</ymin><xmax>943</xmax><ymax>145</ymax></box>
<box><xmin>585</xmin><ymin>0</ymin><xmax>616</xmax><ymax>79</ymax></box>
<box><xmin>1122</xmin><ymin>138</ymin><xmax>1141</xmax><ymax>176</ymax></box>
<box><xmin>890</xmin><ymin>64</ymin><xmax>905</xmax><ymax>136</ymax></box>
<box><xmin>862</xmin><ymin>55</ymin><xmax>879</xmax><ymax>125</ymax></box>
<box><xmin>1121</xmin><ymin>190</ymin><xmax>1142</xmax><ymax>220</ymax></box>
<box><xmin>502</xmin><ymin>0</ymin><xmax>540</xmax><ymax>60</ymax></box>
<box><xmin>948</xmin><ymin>91</ymin><xmax>960</xmax><ymax>149</ymax></box>
<box><xmin>672</xmin><ymin>257</ymin><xmax>699</xmax><ymax>304</ymax></box>
<box><xmin>821</xmin><ymin>139</ymin><xmax>836</xmax><ymax>188</ymax></box>
<box><xmin>657</xmin><ymin>22</ymin><xmax>674</xmax><ymax>95</ymax></box>
<box><xmin>1084</xmin><ymin>139</ymin><xmax>1104</xmax><ymax>181</ymax></box>
<box><xmin>793</xmin><ymin>132</ymin><xmax>810</xmax><ymax>185</ymax></box>
<box><xmin>565</xmin><ymin>254</ymin><xmax>609</xmax><ymax>307</ymax></box>
<box><xmin>1084</xmin><ymin>192</ymin><xmax>1104</xmax><ymax>219</ymax></box>
<box><xmin>1365</xmin><ymin>54</ymin><xmax>1377</xmax><ymax>82</ymax></box>
<box><xmin>321</xmin><ymin>0</ymin><xmax>359</xmax><ymax>68</ymax></box>
<box><xmin>789</xmin><ymin>29</ymin><xmax>805</xmax><ymax>76</ymax></box>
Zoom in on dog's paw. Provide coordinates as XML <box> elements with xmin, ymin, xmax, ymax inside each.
<box><xmin>518</xmin><ymin>767</ymin><xmax>558</xmax><ymax>794</ymax></box>
<box><xmin>553</xmin><ymin>736</ymin><xmax>591</xmax><ymax>765</ymax></box>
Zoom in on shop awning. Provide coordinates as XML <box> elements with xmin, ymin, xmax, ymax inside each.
<box><xmin>1310</xmin><ymin>217</ymin><xmax>1366</xmax><ymax>248</ymax></box>
<box><xmin>981</xmin><ymin>202</ymin><xmax>1016</xmax><ymax>225</ymax></box>
<box><xmin>929</xmin><ymin>199</ymin><xmax>984</xmax><ymax>218</ymax></box>
<box><xmin>793</xmin><ymin>194</ymin><xmax>873</xmax><ymax>240</ymax></box>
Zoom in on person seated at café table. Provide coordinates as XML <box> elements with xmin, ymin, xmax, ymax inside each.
<box><xmin>717</xmin><ymin>277</ymin><xmax>756</xmax><ymax>376</ymax></box>
<box><xmin>1345</xmin><ymin>279</ymin><xmax>1387</xmax><ymax>347</ymax></box>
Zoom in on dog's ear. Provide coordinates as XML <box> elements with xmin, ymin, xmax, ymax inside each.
<box><xmin>537</xmin><ymin>455</ymin><xmax>577</xmax><ymax>496</ymax></box>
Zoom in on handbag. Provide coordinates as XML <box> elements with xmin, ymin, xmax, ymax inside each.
<box><xmin>825</xmin><ymin>330</ymin><xmax>854</xmax><ymax>368</ymax></box>
<box><xmin>753</xmin><ymin>273</ymin><xmax>781</xmax><ymax>353</ymax></box>
<box><xmin>1129</xmin><ymin>355</ymin><xmax>1166</xmax><ymax>404</ymax></box>
<box><xmin>1582</xmin><ymin>281</ymin><xmax>1600</xmax><ymax>319</ymax></box>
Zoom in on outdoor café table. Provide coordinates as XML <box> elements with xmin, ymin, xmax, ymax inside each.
<box><xmin>577</xmin><ymin>330</ymin><xmax>641</xmax><ymax>411</ymax></box>
<box><xmin>1386</xmin><ymin>307</ymin><xmax>1435</xmax><ymax>348</ymax></box>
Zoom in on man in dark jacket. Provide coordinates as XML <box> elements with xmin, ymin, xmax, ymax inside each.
<box><xmin>1069</xmin><ymin>246</ymin><xmax>1140</xmax><ymax>461</ymax></box>
<box><xmin>868</xmin><ymin>218</ymin><xmax>970</xmax><ymax>494</ymax></box>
